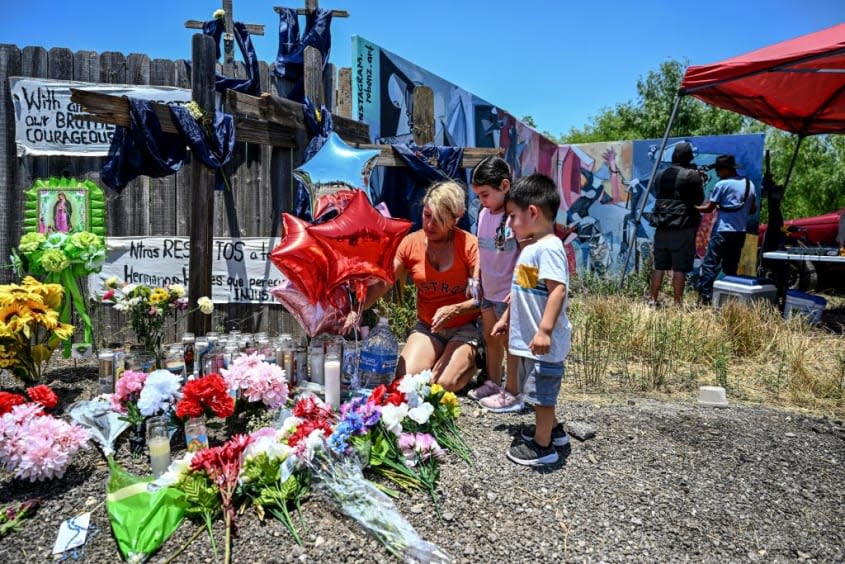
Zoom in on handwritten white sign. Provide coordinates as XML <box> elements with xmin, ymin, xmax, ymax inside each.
<box><xmin>88</xmin><ymin>237</ymin><xmax>284</xmax><ymax>304</ymax></box>
<box><xmin>10</xmin><ymin>77</ymin><xmax>191</xmax><ymax>156</ymax></box>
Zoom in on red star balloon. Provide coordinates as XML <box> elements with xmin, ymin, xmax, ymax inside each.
<box><xmin>308</xmin><ymin>190</ymin><xmax>412</xmax><ymax>297</ymax></box>
<box><xmin>269</xmin><ymin>214</ymin><xmax>334</xmax><ymax>304</ymax></box>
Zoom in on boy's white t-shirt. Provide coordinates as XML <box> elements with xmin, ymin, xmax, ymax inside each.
<box><xmin>508</xmin><ymin>235</ymin><xmax>572</xmax><ymax>363</ymax></box>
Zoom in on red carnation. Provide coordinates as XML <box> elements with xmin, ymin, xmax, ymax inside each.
<box><xmin>26</xmin><ymin>385</ymin><xmax>58</xmax><ymax>411</ymax></box>
<box><xmin>287</xmin><ymin>419</ymin><xmax>333</xmax><ymax>447</ymax></box>
<box><xmin>292</xmin><ymin>395</ymin><xmax>334</xmax><ymax>423</ymax></box>
<box><xmin>386</xmin><ymin>391</ymin><xmax>405</xmax><ymax>406</ymax></box>
<box><xmin>368</xmin><ymin>384</ymin><xmax>387</xmax><ymax>406</ymax></box>
<box><xmin>175</xmin><ymin>374</ymin><xmax>233</xmax><ymax>420</ymax></box>
<box><xmin>0</xmin><ymin>391</ymin><xmax>26</xmax><ymax>415</ymax></box>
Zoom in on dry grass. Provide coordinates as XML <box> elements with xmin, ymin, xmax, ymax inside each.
<box><xmin>566</xmin><ymin>295</ymin><xmax>845</xmax><ymax>418</ymax></box>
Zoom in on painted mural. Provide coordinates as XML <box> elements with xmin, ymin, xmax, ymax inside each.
<box><xmin>351</xmin><ymin>36</ymin><xmax>765</xmax><ymax>277</ymax></box>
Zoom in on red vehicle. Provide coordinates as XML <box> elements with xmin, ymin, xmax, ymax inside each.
<box><xmin>758</xmin><ymin>208</ymin><xmax>845</xmax><ymax>291</ymax></box>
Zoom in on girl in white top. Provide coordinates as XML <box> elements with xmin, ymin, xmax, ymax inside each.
<box><xmin>468</xmin><ymin>157</ymin><xmax>521</xmax><ymax>409</ymax></box>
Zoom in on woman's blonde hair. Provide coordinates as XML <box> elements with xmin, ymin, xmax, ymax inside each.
<box><xmin>422</xmin><ymin>180</ymin><xmax>466</xmax><ymax>227</ymax></box>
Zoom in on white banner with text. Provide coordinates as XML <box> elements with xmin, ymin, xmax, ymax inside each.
<box><xmin>88</xmin><ymin>237</ymin><xmax>283</xmax><ymax>304</ymax></box>
<box><xmin>10</xmin><ymin>77</ymin><xmax>191</xmax><ymax>156</ymax></box>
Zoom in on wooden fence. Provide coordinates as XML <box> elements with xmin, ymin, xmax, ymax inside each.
<box><xmin>0</xmin><ymin>43</ymin><xmax>313</xmax><ymax>344</ymax></box>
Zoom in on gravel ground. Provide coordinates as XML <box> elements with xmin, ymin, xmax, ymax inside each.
<box><xmin>1</xmin><ymin>362</ymin><xmax>843</xmax><ymax>563</ymax></box>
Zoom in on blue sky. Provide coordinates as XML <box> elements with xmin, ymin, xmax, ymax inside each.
<box><xmin>2</xmin><ymin>1</ymin><xmax>843</xmax><ymax>137</ymax></box>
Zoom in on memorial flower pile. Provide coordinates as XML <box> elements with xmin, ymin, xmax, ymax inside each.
<box><xmin>0</xmin><ymin>277</ymin><xmax>74</xmax><ymax>384</ymax></box>
<box><xmin>110</xmin><ymin>370</ymin><xmax>148</xmax><ymax>426</ymax></box>
<box><xmin>0</xmin><ymin>384</ymin><xmax>59</xmax><ymax>416</ymax></box>
<box><xmin>0</xmin><ymin>402</ymin><xmax>89</xmax><ymax>482</ymax></box>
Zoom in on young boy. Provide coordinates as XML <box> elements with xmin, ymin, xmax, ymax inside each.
<box><xmin>492</xmin><ymin>173</ymin><xmax>572</xmax><ymax>466</ymax></box>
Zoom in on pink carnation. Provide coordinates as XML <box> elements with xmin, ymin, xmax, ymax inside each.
<box><xmin>223</xmin><ymin>352</ymin><xmax>289</xmax><ymax>409</ymax></box>
<box><xmin>0</xmin><ymin>404</ymin><xmax>89</xmax><ymax>482</ymax></box>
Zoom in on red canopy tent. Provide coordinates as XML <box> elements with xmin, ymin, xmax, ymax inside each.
<box><xmin>681</xmin><ymin>22</ymin><xmax>845</xmax><ymax>136</ymax></box>
<box><xmin>625</xmin><ymin>23</ymin><xmax>845</xmax><ymax>275</ymax></box>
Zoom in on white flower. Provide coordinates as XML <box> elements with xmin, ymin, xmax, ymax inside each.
<box><xmin>197</xmin><ymin>296</ymin><xmax>214</xmax><ymax>315</ymax></box>
<box><xmin>278</xmin><ymin>416</ymin><xmax>303</xmax><ymax>440</ymax></box>
<box><xmin>398</xmin><ymin>371</ymin><xmax>432</xmax><ymax>408</ymax></box>
<box><xmin>168</xmin><ymin>284</ymin><xmax>186</xmax><ymax>298</ymax></box>
<box><xmin>213</xmin><ymin>8</ymin><xmax>226</xmax><ymax>19</ymax></box>
<box><xmin>155</xmin><ymin>451</ymin><xmax>195</xmax><ymax>487</ymax></box>
<box><xmin>122</xmin><ymin>283</ymin><xmax>136</xmax><ymax>295</ymax></box>
<box><xmin>407</xmin><ymin>402</ymin><xmax>434</xmax><ymax>425</ymax></box>
<box><xmin>137</xmin><ymin>369</ymin><xmax>182</xmax><ymax>416</ymax></box>
<box><xmin>113</xmin><ymin>302</ymin><xmax>129</xmax><ymax>312</ymax></box>
<box><xmin>381</xmin><ymin>403</ymin><xmax>409</xmax><ymax>436</ymax></box>
<box><xmin>302</xmin><ymin>429</ymin><xmax>325</xmax><ymax>461</ymax></box>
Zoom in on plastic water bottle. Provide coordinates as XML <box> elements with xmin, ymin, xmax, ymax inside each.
<box><xmin>359</xmin><ymin>317</ymin><xmax>399</xmax><ymax>389</ymax></box>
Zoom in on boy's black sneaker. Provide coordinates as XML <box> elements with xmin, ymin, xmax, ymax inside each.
<box><xmin>520</xmin><ymin>423</ymin><xmax>570</xmax><ymax>446</ymax></box>
<box><xmin>507</xmin><ymin>439</ymin><xmax>559</xmax><ymax>466</ymax></box>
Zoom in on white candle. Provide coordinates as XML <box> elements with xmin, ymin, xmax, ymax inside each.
<box><xmin>324</xmin><ymin>359</ymin><xmax>341</xmax><ymax>409</ymax></box>
<box><xmin>148</xmin><ymin>436</ymin><xmax>171</xmax><ymax>478</ymax></box>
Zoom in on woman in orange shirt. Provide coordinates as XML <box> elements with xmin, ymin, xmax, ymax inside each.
<box><xmin>366</xmin><ymin>180</ymin><xmax>480</xmax><ymax>392</ymax></box>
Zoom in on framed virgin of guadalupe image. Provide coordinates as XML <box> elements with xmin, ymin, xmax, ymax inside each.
<box><xmin>23</xmin><ymin>177</ymin><xmax>106</xmax><ymax>236</ymax></box>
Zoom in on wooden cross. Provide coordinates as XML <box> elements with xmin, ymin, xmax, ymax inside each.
<box><xmin>185</xmin><ymin>0</ymin><xmax>266</xmax><ymax>76</ymax></box>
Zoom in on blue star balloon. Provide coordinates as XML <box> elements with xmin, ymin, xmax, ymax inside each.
<box><xmin>294</xmin><ymin>132</ymin><xmax>380</xmax><ymax>217</ymax></box>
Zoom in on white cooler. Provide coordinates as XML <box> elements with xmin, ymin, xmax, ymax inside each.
<box><xmin>783</xmin><ymin>290</ymin><xmax>826</xmax><ymax>324</ymax></box>
<box><xmin>712</xmin><ymin>276</ymin><xmax>777</xmax><ymax>309</ymax></box>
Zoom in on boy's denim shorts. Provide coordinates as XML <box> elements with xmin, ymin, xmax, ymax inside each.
<box><xmin>480</xmin><ymin>298</ymin><xmax>507</xmax><ymax>318</ymax></box>
<box><xmin>516</xmin><ymin>356</ymin><xmax>564</xmax><ymax>407</ymax></box>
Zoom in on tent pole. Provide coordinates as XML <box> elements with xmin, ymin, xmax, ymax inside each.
<box><xmin>619</xmin><ymin>92</ymin><xmax>683</xmax><ymax>285</ymax></box>
<box><xmin>782</xmin><ymin>134</ymin><xmax>804</xmax><ymax>192</ymax></box>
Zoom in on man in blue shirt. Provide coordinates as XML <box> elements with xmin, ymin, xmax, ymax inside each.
<box><xmin>695</xmin><ymin>154</ymin><xmax>756</xmax><ymax>305</ymax></box>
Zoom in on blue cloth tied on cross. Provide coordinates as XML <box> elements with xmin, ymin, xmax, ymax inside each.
<box><xmin>274</xmin><ymin>7</ymin><xmax>333</xmax><ymax>102</ymax></box>
<box><xmin>201</xmin><ymin>19</ymin><xmax>261</xmax><ymax>96</ymax></box>
<box><xmin>102</xmin><ymin>98</ymin><xmax>236</xmax><ymax>191</ymax></box>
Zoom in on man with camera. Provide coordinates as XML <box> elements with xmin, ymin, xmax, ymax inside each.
<box><xmin>647</xmin><ymin>142</ymin><xmax>705</xmax><ymax>306</ymax></box>
<box><xmin>695</xmin><ymin>154</ymin><xmax>757</xmax><ymax>305</ymax></box>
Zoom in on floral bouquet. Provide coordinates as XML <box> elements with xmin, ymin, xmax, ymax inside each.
<box><xmin>0</xmin><ymin>401</ymin><xmax>89</xmax><ymax>481</ymax></box>
<box><xmin>159</xmin><ymin>434</ymin><xmax>253</xmax><ymax>564</ymax></box>
<box><xmin>239</xmin><ymin>426</ymin><xmax>309</xmax><ymax>544</ymax></box>
<box><xmin>110</xmin><ymin>370</ymin><xmax>148</xmax><ymax>427</ymax></box>
<box><xmin>0</xmin><ymin>277</ymin><xmax>74</xmax><ymax>384</ymax></box>
<box><xmin>222</xmin><ymin>352</ymin><xmax>289</xmax><ymax>410</ymax></box>
<box><xmin>101</xmin><ymin>279</ymin><xmax>190</xmax><ymax>354</ymax></box>
<box><xmin>0</xmin><ymin>498</ymin><xmax>41</xmax><ymax>538</ymax></box>
<box><xmin>174</xmin><ymin>373</ymin><xmax>235</xmax><ymax>422</ymax></box>
<box><xmin>11</xmin><ymin>231</ymin><xmax>106</xmax><ymax>352</ymax></box>
<box><xmin>425</xmin><ymin>383</ymin><xmax>471</xmax><ymax>464</ymax></box>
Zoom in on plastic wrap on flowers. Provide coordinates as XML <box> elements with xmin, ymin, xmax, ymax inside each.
<box><xmin>68</xmin><ymin>398</ymin><xmax>131</xmax><ymax>458</ymax></box>
<box><xmin>311</xmin><ymin>453</ymin><xmax>451</xmax><ymax>563</ymax></box>
<box><xmin>106</xmin><ymin>458</ymin><xmax>186</xmax><ymax>562</ymax></box>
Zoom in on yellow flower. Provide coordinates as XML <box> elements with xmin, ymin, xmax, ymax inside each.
<box><xmin>0</xmin><ymin>303</ymin><xmax>35</xmax><ymax>338</ymax></box>
<box><xmin>0</xmin><ymin>284</ymin><xmax>38</xmax><ymax>306</ymax></box>
<box><xmin>149</xmin><ymin>288</ymin><xmax>170</xmax><ymax>305</ymax></box>
<box><xmin>24</xmin><ymin>280</ymin><xmax>64</xmax><ymax>311</ymax></box>
<box><xmin>105</xmin><ymin>275</ymin><xmax>119</xmax><ymax>289</ymax></box>
<box><xmin>52</xmin><ymin>322</ymin><xmax>75</xmax><ymax>341</ymax></box>
<box><xmin>430</xmin><ymin>383</ymin><xmax>444</xmax><ymax>395</ymax></box>
<box><xmin>441</xmin><ymin>391</ymin><xmax>459</xmax><ymax>407</ymax></box>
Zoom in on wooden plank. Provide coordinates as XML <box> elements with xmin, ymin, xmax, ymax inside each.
<box><xmin>323</xmin><ymin>62</ymin><xmax>334</xmax><ymax>114</ymax></box>
<box><xmin>71</xmin><ymin>88</ymin><xmax>298</xmax><ymax>147</ymax></box>
<box><xmin>187</xmin><ymin>34</ymin><xmax>217</xmax><ymax>336</ymax></box>
<box><xmin>98</xmin><ymin>52</ymin><xmax>130</xmax><ymax>239</ymax></box>
<box><xmin>0</xmin><ymin>44</ymin><xmax>21</xmax><ymax>284</ymax></box>
<box><xmin>412</xmin><ymin>85</ymin><xmax>435</xmax><ymax>145</ymax></box>
<box><xmin>225</xmin><ymin>90</ymin><xmax>369</xmax><ymax>144</ymax></box>
<box><xmin>125</xmin><ymin>54</ymin><xmax>152</xmax><ymax>237</ymax></box>
<box><xmin>353</xmin><ymin>144</ymin><xmax>502</xmax><ymax>168</ymax></box>
<box><xmin>149</xmin><ymin>59</ymin><xmax>178</xmax><ymax>236</ymax></box>
<box><xmin>303</xmin><ymin>46</ymin><xmax>325</xmax><ymax>107</ymax></box>
<box><xmin>336</xmin><ymin>67</ymin><xmax>352</xmax><ymax>118</ymax></box>
<box><xmin>47</xmin><ymin>48</ymin><xmax>74</xmax><ymax>179</ymax></box>
<box><xmin>71</xmin><ymin>50</ymin><xmax>103</xmax><ymax>182</ymax></box>
<box><xmin>184</xmin><ymin>20</ymin><xmax>265</xmax><ymax>36</ymax></box>
<box><xmin>273</xmin><ymin>6</ymin><xmax>349</xmax><ymax>17</ymax></box>
<box><xmin>19</xmin><ymin>47</ymin><xmax>49</xmax><ymax>185</ymax></box>
<box><xmin>174</xmin><ymin>60</ymin><xmax>192</xmax><ymax>237</ymax></box>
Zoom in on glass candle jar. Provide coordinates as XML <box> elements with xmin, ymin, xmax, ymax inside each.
<box><xmin>146</xmin><ymin>417</ymin><xmax>171</xmax><ymax>478</ymax></box>
<box><xmin>98</xmin><ymin>350</ymin><xmax>115</xmax><ymax>394</ymax></box>
<box><xmin>184</xmin><ymin>417</ymin><xmax>209</xmax><ymax>452</ymax></box>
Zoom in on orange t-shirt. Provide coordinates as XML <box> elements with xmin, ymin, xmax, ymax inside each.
<box><xmin>396</xmin><ymin>229</ymin><xmax>479</xmax><ymax>329</ymax></box>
